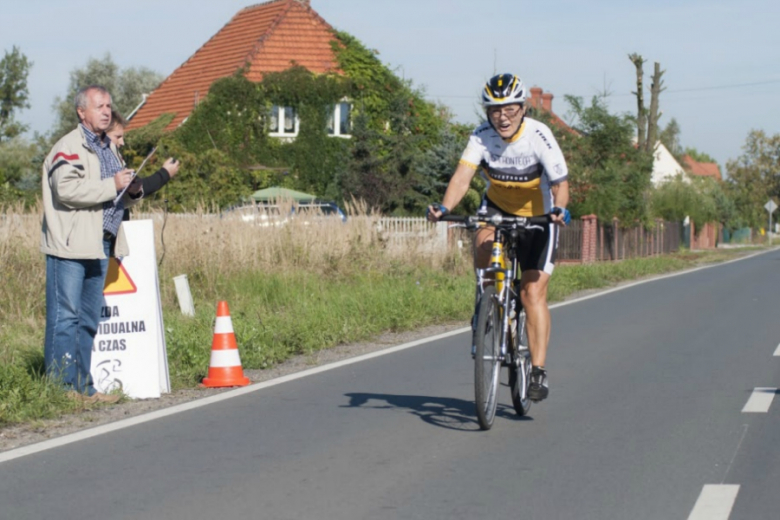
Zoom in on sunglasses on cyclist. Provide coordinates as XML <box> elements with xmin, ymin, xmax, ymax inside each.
<box><xmin>487</xmin><ymin>104</ymin><xmax>524</xmax><ymax>119</ymax></box>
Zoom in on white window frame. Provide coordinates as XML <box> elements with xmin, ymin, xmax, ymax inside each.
<box><xmin>268</xmin><ymin>105</ymin><xmax>300</xmax><ymax>138</ymax></box>
<box><xmin>327</xmin><ymin>99</ymin><xmax>352</xmax><ymax>138</ymax></box>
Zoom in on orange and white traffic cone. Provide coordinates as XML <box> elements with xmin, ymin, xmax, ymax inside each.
<box><xmin>202</xmin><ymin>301</ymin><xmax>250</xmax><ymax>387</ymax></box>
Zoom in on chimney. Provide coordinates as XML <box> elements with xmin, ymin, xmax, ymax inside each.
<box><xmin>296</xmin><ymin>0</ymin><xmax>311</xmax><ymax>5</ymax></box>
<box><xmin>542</xmin><ymin>92</ymin><xmax>553</xmax><ymax>112</ymax></box>
<box><xmin>529</xmin><ymin>87</ymin><xmax>543</xmax><ymax>109</ymax></box>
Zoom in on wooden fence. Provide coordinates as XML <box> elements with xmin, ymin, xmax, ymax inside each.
<box><xmin>587</xmin><ymin>218</ymin><xmax>683</xmax><ymax>262</ymax></box>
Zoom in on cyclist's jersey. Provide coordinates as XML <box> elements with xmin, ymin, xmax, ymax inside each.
<box><xmin>459</xmin><ymin>117</ymin><xmax>568</xmax><ymax>217</ymax></box>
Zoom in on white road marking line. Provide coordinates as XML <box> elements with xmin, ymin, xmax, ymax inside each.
<box><xmin>742</xmin><ymin>387</ymin><xmax>778</xmax><ymax>413</ymax></box>
<box><xmin>1</xmin><ymin>248</ymin><xmax>774</xmax><ymax>464</ymax></box>
<box><xmin>687</xmin><ymin>485</ymin><xmax>740</xmax><ymax>520</ymax></box>
<box><xmin>774</xmin><ymin>343</ymin><xmax>780</xmax><ymax>356</ymax></box>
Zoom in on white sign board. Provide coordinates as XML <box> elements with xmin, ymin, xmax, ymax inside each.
<box><xmin>91</xmin><ymin>220</ymin><xmax>170</xmax><ymax>399</ymax></box>
<box><xmin>765</xmin><ymin>200</ymin><xmax>778</xmax><ymax>213</ymax></box>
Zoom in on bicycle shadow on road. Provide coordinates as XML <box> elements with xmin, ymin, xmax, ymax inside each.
<box><xmin>342</xmin><ymin>392</ymin><xmax>532</xmax><ymax>432</ymax></box>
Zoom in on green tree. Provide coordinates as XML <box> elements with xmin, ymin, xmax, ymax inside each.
<box><xmin>651</xmin><ymin>175</ymin><xmax>734</xmax><ymax>229</ymax></box>
<box><xmin>0</xmin><ymin>46</ymin><xmax>32</xmax><ymax>142</ymax></box>
<box><xmin>0</xmin><ymin>136</ymin><xmax>40</xmax><ymax>205</ymax></box>
<box><xmin>551</xmin><ymin>94</ymin><xmax>653</xmax><ymax>223</ymax></box>
<box><xmin>724</xmin><ymin>129</ymin><xmax>780</xmax><ymax>228</ymax></box>
<box><xmin>50</xmin><ymin>54</ymin><xmax>162</xmax><ymax>141</ymax></box>
<box><xmin>659</xmin><ymin>118</ymin><xmax>682</xmax><ymax>159</ymax></box>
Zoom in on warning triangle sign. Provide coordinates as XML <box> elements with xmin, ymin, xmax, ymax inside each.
<box><xmin>104</xmin><ymin>258</ymin><xmax>138</xmax><ymax>295</ymax></box>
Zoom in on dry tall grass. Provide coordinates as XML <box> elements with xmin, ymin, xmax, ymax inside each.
<box><xmin>0</xmin><ymin>204</ymin><xmax>44</xmax><ymax>359</ymax></box>
<box><xmin>141</xmin><ymin>202</ymin><xmax>465</xmax><ymax>302</ymax></box>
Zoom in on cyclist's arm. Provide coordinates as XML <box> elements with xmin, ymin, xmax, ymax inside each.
<box><xmin>550</xmin><ymin>180</ymin><xmax>570</xmax><ymax>225</ymax></box>
<box><xmin>552</xmin><ymin>180</ymin><xmax>569</xmax><ymax>209</ymax></box>
<box><xmin>442</xmin><ymin>161</ymin><xmax>478</xmax><ymax>211</ymax></box>
<box><xmin>428</xmin><ymin>161</ymin><xmax>477</xmax><ymax>221</ymax></box>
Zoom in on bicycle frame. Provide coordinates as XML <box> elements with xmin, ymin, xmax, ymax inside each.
<box><xmin>475</xmin><ymin>225</ymin><xmax>519</xmax><ymax>366</ymax></box>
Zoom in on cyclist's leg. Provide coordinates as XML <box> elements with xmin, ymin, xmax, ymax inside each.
<box><xmin>519</xmin><ymin>269</ymin><xmax>551</xmax><ymax>366</ymax></box>
<box><xmin>473</xmin><ymin>196</ymin><xmax>506</xmax><ymax>271</ymax></box>
<box><xmin>517</xmin><ymin>222</ymin><xmax>558</xmax><ymax>400</ymax></box>
<box><xmin>473</xmin><ymin>226</ymin><xmax>494</xmax><ymax>269</ymax></box>
<box><xmin>518</xmin><ymin>221</ymin><xmax>557</xmax><ymax>361</ymax></box>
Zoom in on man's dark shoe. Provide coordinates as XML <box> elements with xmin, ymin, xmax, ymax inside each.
<box><xmin>528</xmin><ymin>367</ymin><xmax>549</xmax><ymax>401</ymax></box>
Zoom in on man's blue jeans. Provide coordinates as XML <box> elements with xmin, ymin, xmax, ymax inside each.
<box><xmin>44</xmin><ymin>239</ymin><xmax>111</xmax><ymax>395</ymax></box>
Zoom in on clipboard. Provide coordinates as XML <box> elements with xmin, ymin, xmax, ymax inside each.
<box><xmin>113</xmin><ymin>147</ymin><xmax>157</xmax><ymax>205</ymax></box>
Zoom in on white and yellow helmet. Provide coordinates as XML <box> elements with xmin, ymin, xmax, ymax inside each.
<box><xmin>481</xmin><ymin>73</ymin><xmax>527</xmax><ymax>107</ymax></box>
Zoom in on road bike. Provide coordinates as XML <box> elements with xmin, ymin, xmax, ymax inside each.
<box><xmin>441</xmin><ymin>212</ymin><xmax>556</xmax><ymax>430</ymax></box>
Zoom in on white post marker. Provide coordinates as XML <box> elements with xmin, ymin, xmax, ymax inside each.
<box><xmin>91</xmin><ymin>220</ymin><xmax>171</xmax><ymax>398</ymax></box>
<box><xmin>173</xmin><ymin>274</ymin><xmax>195</xmax><ymax>316</ymax></box>
<box><xmin>765</xmin><ymin>199</ymin><xmax>777</xmax><ymax>245</ymax></box>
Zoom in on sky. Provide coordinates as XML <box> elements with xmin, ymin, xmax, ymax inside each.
<box><xmin>2</xmin><ymin>0</ymin><xmax>779</xmax><ymax>170</ymax></box>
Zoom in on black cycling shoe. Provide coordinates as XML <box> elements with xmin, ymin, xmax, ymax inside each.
<box><xmin>528</xmin><ymin>367</ymin><xmax>549</xmax><ymax>401</ymax></box>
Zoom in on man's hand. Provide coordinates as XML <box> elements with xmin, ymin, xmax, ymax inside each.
<box><xmin>551</xmin><ymin>207</ymin><xmax>571</xmax><ymax>227</ymax></box>
<box><xmin>426</xmin><ymin>204</ymin><xmax>448</xmax><ymax>222</ymax></box>
<box><xmin>128</xmin><ymin>177</ymin><xmax>143</xmax><ymax>196</ymax></box>
<box><xmin>113</xmin><ymin>169</ymin><xmax>135</xmax><ymax>192</ymax></box>
<box><xmin>162</xmin><ymin>158</ymin><xmax>181</xmax><ymax>178</ymax></box>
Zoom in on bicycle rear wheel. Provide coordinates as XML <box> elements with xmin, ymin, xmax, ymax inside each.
<box><xmin>509</xmin><ymin>308</ymin><xmax>532</xmax><ymax>416</ymax></box>
<box><xmin>474</xmin><ymin>285</ymin><xmax>501</xmax><ymax>430</ymax></box>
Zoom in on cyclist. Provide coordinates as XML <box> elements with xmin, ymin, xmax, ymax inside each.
<box><xmin>427</xmin><ymin>73</ymin><xmax>570</xmax><ymax>402</ymax></box>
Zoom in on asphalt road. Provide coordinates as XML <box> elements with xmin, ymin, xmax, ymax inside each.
<box><xmin>2</xmin><ymin>250</ymin><xmax>779</xmax><ymax>520</ymax></box>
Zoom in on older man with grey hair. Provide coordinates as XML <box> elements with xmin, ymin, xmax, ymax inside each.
<box><xmin>41</xmin><ymin>85</ymin><xmax>142</xmax><ymax>403</ymax></box>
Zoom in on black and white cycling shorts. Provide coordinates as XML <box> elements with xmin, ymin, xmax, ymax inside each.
<box><xmin>479</xmin><ymin>197</ymin><xmax>559</xmax><ymax>275</ymax></box>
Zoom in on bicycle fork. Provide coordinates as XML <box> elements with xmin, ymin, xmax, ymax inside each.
<box><xmin>472</xmin><ymin>264</ymin><xmax>515</xmax><ymax>365</ymax></box>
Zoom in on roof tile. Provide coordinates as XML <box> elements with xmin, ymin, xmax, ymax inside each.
<box><xmin>682</xmin><ymin>155</ymin><xmax>722</xmax><ymax>181</ymax></box>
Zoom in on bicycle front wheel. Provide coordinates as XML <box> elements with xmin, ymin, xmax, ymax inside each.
<box><xmin>474</xmin><ymin>285</ymin><xmax>501</xmax><ymax>430</ymax></box>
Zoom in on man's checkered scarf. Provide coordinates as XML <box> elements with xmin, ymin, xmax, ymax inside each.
<box><xmin>82</xmin><ymin>125</ymin><xmax>124</xmax><ymax>237</ymax></box>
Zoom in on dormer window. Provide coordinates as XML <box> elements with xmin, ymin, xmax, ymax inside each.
<box><xmin>327</xmin><ymin>101</ymin><xmax>352</xmax><ymax>137</ymax></box>
<box><xmin>269</xmin><ymin>106</ymin><xmax>299</xmax><ymax>137</ymax></box>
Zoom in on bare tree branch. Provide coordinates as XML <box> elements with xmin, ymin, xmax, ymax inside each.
<box><xmin>628</xmin><ymin>53</ymin><xmax>647</xmax><ymax>150</ymax></box>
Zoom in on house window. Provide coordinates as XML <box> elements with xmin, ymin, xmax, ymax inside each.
<box><xmin>327</xmin><ymin>101</ymin><xmax>352</xmax><ymax>137</ymax></box>
<box><xmin>269</xmin><ymin>106</ymin><xmax>299</xmax><ymax>136</ymax></box>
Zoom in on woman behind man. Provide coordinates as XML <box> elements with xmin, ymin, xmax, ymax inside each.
<box><xmin>106</xmin><ymin>110</ymin><xmax>180</xmax><ymax>198</ymax></box>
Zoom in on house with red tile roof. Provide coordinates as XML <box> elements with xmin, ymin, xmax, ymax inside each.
<box><xmin>526</xmin><ymin>87</ymin><xmax>578</xmax><ymax>136</ymax></box>
<box><xmin>682</xmin><ymin>154</ymin><xmax>722</xmax><ymax>181</ymax></box>
<box><xmin>127</xmin><ymin>0</ymin><xmax>339</xmax><ymax>132</ymax></box>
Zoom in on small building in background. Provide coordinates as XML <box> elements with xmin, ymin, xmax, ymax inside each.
<box><xmin>650</xmin><ymin>142</ymin><xmax>687</xmax><ymax>186</ymax></box>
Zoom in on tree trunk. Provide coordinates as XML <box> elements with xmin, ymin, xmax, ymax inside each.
<box><xmin>629</xmin><ymin>53</ymin><xmax>647</xmax><ymax>151</ymax></box>
<box><xmin>646</xmin><ymin>62</ymin><xmax>665</xmax><ymax>153</ymax></box>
